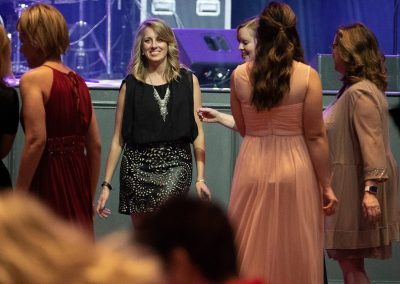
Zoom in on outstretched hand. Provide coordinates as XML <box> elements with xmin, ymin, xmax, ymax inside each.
<box><xmin>197</xmin><ymin>107</ymin><xmax>221</xmax><ymax>123</ymax></box>
<box><xmin>322</xmin><ymin>186</ymin><xmax>338</xmax><ymax>216</ymax></box>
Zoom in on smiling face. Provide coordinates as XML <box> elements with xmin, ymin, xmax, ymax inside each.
<box><xmin>142</xmin><ymin>27</ymin><xmax>168</xmax><ymax>67</ymax></box>
<box><xmin>237</xmin><ymin>26</ymin><xmax>256</xmax><ymax>62</ymax></box>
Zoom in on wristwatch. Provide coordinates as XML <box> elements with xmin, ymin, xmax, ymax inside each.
<box><xmin>364</xmin><ymin>185</ymin><xmax>378</xmax><ymax>195</ymax></box>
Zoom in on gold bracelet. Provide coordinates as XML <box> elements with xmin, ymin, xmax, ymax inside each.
<box><xmin>196</xmin><ymin>179</ymin><xmax>206</xmax><ymax>184</ymax></box>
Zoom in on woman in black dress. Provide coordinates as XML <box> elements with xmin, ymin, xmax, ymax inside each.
<box><xmin>0</xmin><ymin>25</ymin><xmax>19</xmax><ymax>191</ymax></box>
<box><xmin>96</xmin><ymin>18</ymin><xmax>210</xmax><ymax>226</ymax></box>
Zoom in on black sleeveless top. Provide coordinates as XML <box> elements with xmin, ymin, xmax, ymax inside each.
<box><xmin>0</xmin><ymin>83</ymin><xmax>19</xmax><ymax>190</ymax></box>
<box><xmin>121</xmin><ymin>68</ymin><xmax>198</xmax><ymax>145</ymax></box>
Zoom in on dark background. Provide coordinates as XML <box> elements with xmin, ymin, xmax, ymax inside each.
<box><xmin>0</xmin><ymin>0</ymin><xmax>398</xmax><ymax>79</ymax></box>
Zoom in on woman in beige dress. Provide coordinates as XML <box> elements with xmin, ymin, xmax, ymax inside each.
<box><xmin>324</xmin><ymin>23</ymin><xmax>400</xmax><ymax>284</ymax></box>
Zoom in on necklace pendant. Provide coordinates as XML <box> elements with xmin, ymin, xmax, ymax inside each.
<box><xmin>152</xmin><ymin>86</ymin><xmax>170</xmax><ymax>122</ymax></box>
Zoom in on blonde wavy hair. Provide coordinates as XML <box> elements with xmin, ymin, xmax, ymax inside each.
<box><xmin>0</xmin><ymin>192</ymin><xmax>163</xmax><ymax>284</ymax></box>
<box><xmin>0</xmin><ymin>25</ymin><xmax>11</xmax><ymax>83</ymax></box>
<box><xmin>127</xmin><ymin>18</ymin><xmax>181</xmax><ymax>83</ymax></box>
<box><xmin>16</xmin><ymin>3</ymin><xmax>69</xmax><ymax>61</ymax></box>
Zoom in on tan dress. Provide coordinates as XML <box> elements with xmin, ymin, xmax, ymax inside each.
<box><xmin>324</xmin><ymin>80</ymin><xmax>400</xmax><ymax>259</ymax></box>
<box><xmin>228</xmin><ymin>62</ymin><xmax>324</xmax><ymax>283</ymax></box>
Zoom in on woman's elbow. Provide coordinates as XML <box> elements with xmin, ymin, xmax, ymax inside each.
<box><xmin>26</xmin><ymin>136</ymin><xmax>46</xmax><ymax>151</ymax></box>
<box><xmin>88</xmin><ymin>139</ymin><xmax>102</xmax><ymax>156</ymax></box>
<box><xmin>304</xmin><ymin>130</ymin><xmax>326</xmax><ymax>142</ymax></box>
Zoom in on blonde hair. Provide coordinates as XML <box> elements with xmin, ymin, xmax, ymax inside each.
<box><xmin>0</xmin><ymin>25</ymin><xmax>11</xmax><ymax>83</ymax></box>
<box><xmin>127</xmin><ymin>18</ymin><xmax>181</xmax><ymax>83</ymax></box>
<box><xmin>0</xmin><ymin>192</ymin><xmax>164</xmax><ymax>284</ymax></box>
<box><xmin>16</xmin><ymin>3</ymin><xmax>69</xmax><ymax>60</ymax></box>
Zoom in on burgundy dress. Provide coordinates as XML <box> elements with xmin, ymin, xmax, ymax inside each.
<box><xmin>26</xmin><ymin>65</ymin><xmax>94</xmax><ymax>237</ymax></box>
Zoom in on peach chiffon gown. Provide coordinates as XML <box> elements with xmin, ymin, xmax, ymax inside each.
<box><xmin>228</xmin><ymin>61</ymin><xmax>324</xmax><ymax>284</ymax></box>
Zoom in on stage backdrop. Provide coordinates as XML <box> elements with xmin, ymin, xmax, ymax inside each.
<box><xmin>232</xmin><ymin>0</ymin><xmax>399</xmax><ymax>64</ymax></box>
<box><xmin>0</xmin><ymin>0</ymin><xmax>398</xmax><ymax>79</ymax></box>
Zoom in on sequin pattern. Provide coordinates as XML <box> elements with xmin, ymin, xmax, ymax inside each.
<box><xmin>366</xmin><ymin>168</ymin><xmax>387</xmax><ymax>181</ymax></box>
<box><xmin>119</xmin><ymin>142</ymin><xmax>192</xmax><ymax>214</ymax></box>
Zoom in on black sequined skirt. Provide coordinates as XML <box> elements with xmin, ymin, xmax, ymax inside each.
<box><xmin>119</xmin><ymin>141</ymin><xmax>192</xmax><ymax>214</ymax></box>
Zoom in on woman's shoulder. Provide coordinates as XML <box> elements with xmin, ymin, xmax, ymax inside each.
<box><xmin>179</xmin><ymin>65</ymin><xmax>191</xmax><ymax>73</ymax></box>
<box><xmin>235</xmin><ymin>62</ymin><xmax>250</xmax><ymax>73</ymax></box>
<box><xmin>178</xmin><ymin>66</ymin><xmax>195</xmax><ymax>82</ymax></box>
<box><xmin>344</xmin><ymin>80</ymin><xmax>385</xmax><ymax>107</ymax></box>
<box><xmin>122</xmin><ymin>73</ymin><xmax>135</xmax><ymax>82</ymax></box>
<box><xmin>176</xmin><ymin>66</ymin><xmax>195</xmax><ymax>82</ymax></box>
<box><xmin>293</xmin><ymin>61</ymin><xmax>314</xmax><ymax>75</ymax></box>
<box><xmin>347</xmin><ymin>80</ymin><xmax>382</xmax><ymax>97</ymax></box>
<box><xmin>232</xmin><ymin>62</ymin><xmax>252</xmax><ymax>82</ymax></box>
<box><xmin>20</xmin><ymin>66</ymin><xmax>52</xmax><ymax>84</ymax></box>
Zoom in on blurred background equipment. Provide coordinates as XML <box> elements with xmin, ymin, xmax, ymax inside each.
<box><xmin>67</xmin><ymin>0</ymin><xmax>106</xmax><ymax>78</ymax></box>
<box><xmin>174</xmin><ymin>28</ymin><xmax>241</xmax><ymax>88</ymax></box>
<box><xmin>0</xmin><ymin>0</ymin><xmax>397</xmax><ymax>85</ymax></box>
<box><xmin>141</xmin><ymin>0</ymin><xmax>231</xmax><ymax>29</ymax></box>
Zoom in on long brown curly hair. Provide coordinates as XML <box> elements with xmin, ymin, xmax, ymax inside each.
<box><xmin>334</xmin><ymin>23</ymin><xmax>387</xmax><ymax>92</ymax></box>
<box><xmin>251</xmin><ymin>1</ymin><xmax>304</xmax><ymax>111</ymax></box>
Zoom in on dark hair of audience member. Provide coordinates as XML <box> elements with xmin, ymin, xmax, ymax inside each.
<box><xmin>135</xmin><ymin>196</ymin><xmax>239</xmax><ymax>282</ymax></box>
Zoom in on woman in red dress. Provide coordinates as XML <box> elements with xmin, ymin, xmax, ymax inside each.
<box><xmin>15</xmin><ymin>3</ymin><xmax>101</xmax><ymax>237</ymax></box>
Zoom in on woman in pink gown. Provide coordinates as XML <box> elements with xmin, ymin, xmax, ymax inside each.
<box><xmin>15</xmin><ymin>3</ymin><xmax>101</xmax><ymax>237</ymax></box>
<box><xmin>227</xmin><ymin>2</ymin><xmax>337</xmax><ymax>283</ymax></box>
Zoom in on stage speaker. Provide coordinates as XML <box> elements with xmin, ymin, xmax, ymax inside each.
<box><xmin>314</xmin><ymin>54</ymin><xmax>400</xmax><ymax>92</ymax></box>
<box><xmin>141</xmin><ymin>0</ymin><xmax>231</xmax><ymax>29</ymax></box>
<box><xmin>174</xmin><ymin>28</ymin><xmax>242</xmax><ymax>88</ymax></box>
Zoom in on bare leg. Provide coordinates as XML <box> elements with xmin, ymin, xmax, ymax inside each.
<box><xmin>338</xmin><ymin>258</ymin><xmax>370</xmax><ymax>284</ymax></box>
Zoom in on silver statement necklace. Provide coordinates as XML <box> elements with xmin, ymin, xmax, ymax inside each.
<box><xmin>148</xmin><ymin>74</ymin><xmax>170</xmax><ymax>122</ymax></box>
